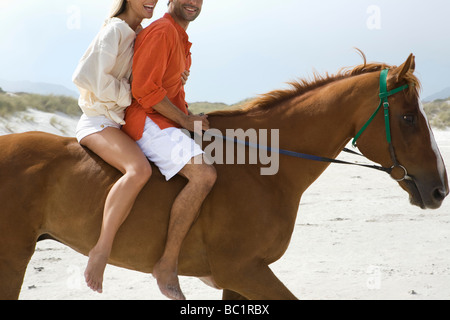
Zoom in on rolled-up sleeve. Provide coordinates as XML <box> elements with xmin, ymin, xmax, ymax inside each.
<box><xmin>132</xmin><ymin>30</ymin><xmax>173</xmax><ymax>113</ymax></box>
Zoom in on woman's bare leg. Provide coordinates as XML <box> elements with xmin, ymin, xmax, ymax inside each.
<box><xmin>80</xmin><ymin>127</ymin><xmax>152</xmax><ymax>293</ymax></box>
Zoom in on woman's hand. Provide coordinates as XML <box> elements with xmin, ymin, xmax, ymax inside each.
<box><xmin>181</xmin><ymin>70</ymin><xmax>190</xmax><ymax>86</ymax></box>
<box><xmin>135</xmin><ymin>24</ymin><xmax>143</xmax><ymax>34</ymax></box>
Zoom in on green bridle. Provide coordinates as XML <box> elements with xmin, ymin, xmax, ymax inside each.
<box><xmin>352</xmin><ymin>68</ymin><xmax>410</xmax><ymax>181</ymax></box>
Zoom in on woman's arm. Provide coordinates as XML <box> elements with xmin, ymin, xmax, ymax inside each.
<box><xmin>72</xmin><ymin>24</ymin><xmax>132</xmax><ymax>108</ymax></box>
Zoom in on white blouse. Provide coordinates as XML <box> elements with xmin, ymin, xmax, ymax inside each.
<box><xmin>72</xmin><ymin>17</ymin><xmax>137</xmax><ymax>125</ymax></box>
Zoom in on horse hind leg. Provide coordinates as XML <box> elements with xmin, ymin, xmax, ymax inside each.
<box><xmin>0</xmin><ymin>167</ymin><xmax>47</xmax><ymax>298</ymax></box>
<box><xmin>0</xmin><ymin>212</ymin><xmax>38</xmax><ymax>300</ymax></box>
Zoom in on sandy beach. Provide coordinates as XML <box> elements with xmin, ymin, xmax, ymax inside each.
<box><xmin>19</xmin><ymin>130</ymin><xmax>450</xmax><ymax>300</ymax></box>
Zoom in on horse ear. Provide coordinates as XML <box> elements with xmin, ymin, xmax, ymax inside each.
<box><xmin>391</xmin><ymin>53</ymin><xmax>415</xmax><ymax>83</ymax></box>
<box><xmin>409</xmin><ymin>54</ymin><xmax>416</xmax><ymax>73</ymax></box>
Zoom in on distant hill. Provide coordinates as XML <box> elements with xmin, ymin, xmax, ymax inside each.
<box><xmin>0</xmin><ymin>91</ymin><xmax>448</xmax><ymax>138</ymax></box>
<box><xmin>188</xmin><ymin>101</ymin><xmax>230</xmax><ymax>114</ymax></box>
<box><xmin>0</xmin><ymin>90</ymin><xmax>81</xmax><ymax>118</ymax></box>
<box><xmin>424</xmin><ymin>87</ymin><xmax>450</xmax><ymax>102</ymax></box>
<box><xmin>423</xmin><ymin>98</ymin><xmax>450</xmax><ymax>129</ymax></box>
<box><xmin>0</xmin><ymin>79</ymin><xmax>78</xmax><ymax>98</ymax></box>
<box><xmin>188</xmin><ymin>99</ymin><xmax>251</xmax><ymax>114</ymax></box>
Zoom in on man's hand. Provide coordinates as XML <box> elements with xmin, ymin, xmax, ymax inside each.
<box><xmin>181</xmin><ymin>114</ymin><xmax>209</xmax><ymax>135</ymax></box>
<box><xmin>152</xmin><ymin>97</ymin><xmax>209</xmax><ymax>135</ymax></box>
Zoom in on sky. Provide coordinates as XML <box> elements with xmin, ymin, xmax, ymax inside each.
<box><xmin>0</xmin><ymin>0</ymin><xmax>449</xmax><ymax>104</ymax></box>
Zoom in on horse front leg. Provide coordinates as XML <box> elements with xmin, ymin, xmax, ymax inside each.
<box><xmin>215</xmin><ymin>262</ymin><xmax>298</xmax><ymax>300</ymax></box>
<box><xmin>222</xmin><ymin>289</ymin><xmax>248</xmax><ymax>300</ymax></box>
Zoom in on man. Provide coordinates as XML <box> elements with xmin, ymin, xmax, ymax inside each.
<box><xmin>122</xmin><ymin>0</ymin><xmax>215</xmax><ymax>300</ymax></box>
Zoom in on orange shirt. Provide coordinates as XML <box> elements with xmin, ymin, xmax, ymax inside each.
<box><xmin>122</xmin><ymin>13</ymin><xmax>192</xmax><ymax>140</ymax></box>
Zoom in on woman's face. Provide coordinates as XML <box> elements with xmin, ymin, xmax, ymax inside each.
<box><xmin>128</xmin><ymin>0</ymin><xmax>159</xmax><ymax>20</ymax></box>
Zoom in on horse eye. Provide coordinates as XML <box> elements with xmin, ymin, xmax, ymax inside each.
<box><xmin>402</xmin><ymin>115</ymin><xmax>416</xmax><ymax>125</ymax></box>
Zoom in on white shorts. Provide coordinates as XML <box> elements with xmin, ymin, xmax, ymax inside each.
<box><xmin>137</xmin><ymin>117</ymin><xmax>204</xmax><ymax>181</ymax></box>
<box><xmin>76</xmin><ymin>114</ymin><xmax>121</xmax><ymax>142</ymax></box>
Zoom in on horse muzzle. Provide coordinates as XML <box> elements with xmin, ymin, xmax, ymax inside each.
<box><xmin>402</xmin><ymin>173</ymin><xmax>449</xmax><ymax>210</ymax></box>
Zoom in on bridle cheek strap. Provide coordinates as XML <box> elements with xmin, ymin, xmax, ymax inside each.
<box><xmin>351</xmin><ymin>68</ymin><xmax>410</xmax><ymax>181</ymax></box>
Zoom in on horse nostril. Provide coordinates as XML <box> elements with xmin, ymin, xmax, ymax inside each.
<box><xmin>433</xmin><ymin>188</ymin><xmax>447</xmax><ymax>202</ymax></box>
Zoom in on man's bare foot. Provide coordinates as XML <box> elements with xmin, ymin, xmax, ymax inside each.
<box><xmin>153</xmin><ymin>259</ymin><xmax>186</xmax><ymax>300</ymax></box>
<box><xmin>84</xmin><ymin>248</ymin><xmax>109</xmax><ymax>293</ymax></box>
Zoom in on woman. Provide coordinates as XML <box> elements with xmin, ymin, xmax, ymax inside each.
<box><xmin>72</xmin><ymin>0</ymin><xmax>179</xmax><ymax>294</ymax></box>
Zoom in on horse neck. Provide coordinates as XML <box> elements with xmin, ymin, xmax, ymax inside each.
<box><xmin>209</xmin><ymin>72</ymin><xmax>379</xmax><ymax>194</ymax></box>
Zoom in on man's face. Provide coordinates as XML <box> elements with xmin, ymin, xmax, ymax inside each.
<box><xmin>170</xmin><ymin>0</ymin><xmax>203</xmax><ymax>22</ymax></box>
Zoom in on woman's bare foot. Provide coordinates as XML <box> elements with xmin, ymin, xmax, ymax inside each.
<box><xmin>153</xmin><ymin>259</ymin><xmax>186</xmax><ymax>300</ymax></box>
<box><xmin>84</xmin><ymin>248</ymin><xmax>109</xmax><ymax>293</ymax></box>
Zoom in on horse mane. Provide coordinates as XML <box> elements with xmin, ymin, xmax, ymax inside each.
<box><xmin>210</xmin><ymin>51</ymin><xmax>420</xmax><ymax>117</ymax></box>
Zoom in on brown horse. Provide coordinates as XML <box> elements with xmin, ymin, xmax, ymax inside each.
<box><xmin>0</xmin><ymin>54</ymin><xmax>448</xmax><ymax>300</ymax></box>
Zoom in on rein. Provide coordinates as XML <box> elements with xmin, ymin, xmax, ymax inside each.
<box><xmin>205</xmin><ymin>69</ymin><xmax>411</xmax><ymax>180</ymax></box>
<box><xmin>204</xmin><ymin>131</ymin><xmax>393</xmax><ymax>174</ymax></box>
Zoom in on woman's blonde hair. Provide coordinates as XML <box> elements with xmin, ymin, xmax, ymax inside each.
<box><xmin>109</xmin><ymin>0</ymin><xmax>127</xmax><ymax>18</ymax></box>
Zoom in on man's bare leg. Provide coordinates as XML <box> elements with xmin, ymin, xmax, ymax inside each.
<box><xmin>153</xmin><ymin>155</ymin><xmax>216</xmax><ymax>300</ymax></box>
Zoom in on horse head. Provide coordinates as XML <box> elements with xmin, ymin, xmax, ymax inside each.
<box><xmin>354</xmin><ymin>54</ymin><xmax>448</xmax><ymax>209</ymax></box>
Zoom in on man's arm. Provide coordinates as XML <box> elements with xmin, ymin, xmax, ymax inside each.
<box><xmin>132</xmin><ymin>29</ymin><xmax>208</xmax><ymax>133</ymax></box>
<box><xmin>152</xmin><ymin>97</ymin><xmax>209</xmax><ymax>134</ymax></box>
